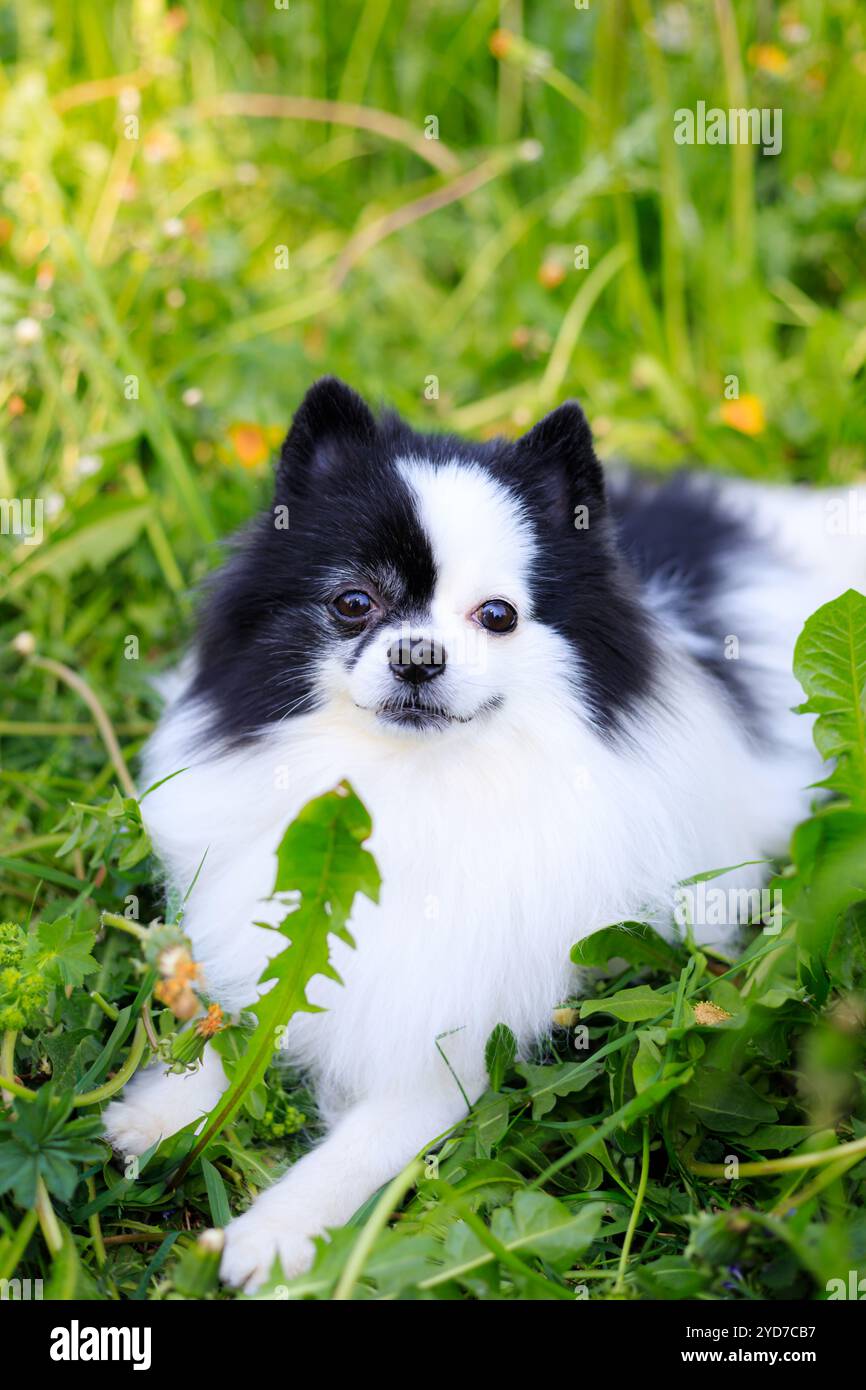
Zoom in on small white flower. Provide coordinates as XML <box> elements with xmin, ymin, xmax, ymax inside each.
<box><xmin>651</xmin><ymin>3</ymin><xmax>693</xmax><ymax>53</ymax></box>
<box><xmin>11</xmin><ymin>631</ymin><xmax>37</xmax><ymax>657</ymax></box>
<box><xmin>162</xmin><ymin>217</ymin><xmax>184</xmax><ymax>239</ymax></box>
<box><xmin>43</xmin><ymin>492</ymin><xmax>64</xmax><ymax>520</ymax></box>
<box><xmin>76</xmin><ymin>454</ymin><xmax>101</xmax><ymax>478</ymax></box>
<box><xmin>14</xmin><ymin>317</ymin><xmax>41</xmax><ymax>346</ymax></box>
<box><xmin>182</xmin><ymin>387</ymin><xmax>203</xmax><ymax>408</ymax></box>
<box><xmin>118</xmin><ymin>86</ymin><xmax>141</xmax><ymax>114</ymax></box>
<box><xmin>781</xmin><ymin>22</ymin><xmax>810</xmax><ymax>45</ymax></box>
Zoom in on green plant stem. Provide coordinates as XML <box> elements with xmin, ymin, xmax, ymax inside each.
<box><xmin>197</xmin><ymin>91</ymin><xmax>460</xmax><ymax>174</ymax></box>
<box><xmin>630</xmin><ymin>0</ymin><xmax>692</xmax><ymax>381</ymax></box>
<box><xmin>713</xmin><ymin>0</ymin><xmax>754</xmax><ymax>276</ymax></box>
<box><xmin>0</xmin><ymin>1071</ymin><xmax>36</xmax><ymax>1102</ymax></box>
<box><xmin>0</xmin><ymin>1208</ymin><xmax>39</xmax><ymax>1280</ymax></box>
<box><xmin>100</xmin><ymin>911</ymin><xmax>149</xmax><ymax>942</ymax></box>
<box><xmin>333</xmin><ymin>1160</ymin><xmax>423</xmax><ymax>1300</ymax></box>
<box><xmin>496</xmin><ymin>0</ymin><xmax>524</xmax><ymax>140</ymax></box>
<box><xmin>1</xmin><ymin>1030</ymin><xmax>16</xmax><ymax>1084</ymax></box>
<box><xmin>539</xmin><ymin>243</ymin><xmax>631</xmax><ymax>406</ymax></box>
<box><xmin>89</xmin><ymin>990</ymin><xmax>120</xmax><ymax>1021</ymax></box>
<box><xmin>27</xmin><ymin>656</ymin><xmax>137</xmax><ymax>797</ymax></box>
<box><xmin>773</xmin><ymin>1152</ymin><xmax>866</xmax><ymax>1217</ymax></box>
<box><xmin>73</xmin><ymin>1020</ymin><xmax>148</xmax><ymax>1107</ymax></box>
<box><xmin>86</xmin><ymin>1177</ymin><xmax>107</xmax><ymax>1267</ymax></box>
<box><xmin>140</xmin><ymin>1002</ymin><xmax>159</xmax><ymax>1050</ymax></box>
<box><xmin>124</xmin><ymin>462</ymin><xmax>185</xmax><ymax>594</ymax></box>
<box><xmin>688</xmin><ymin>1132</ymin><xmax>866</xmax><ymax>1179</ymax></box>
<box><xmin>613</xmin><ymin>1120</ymin><xmax>651</xmax><ymax>1295</ymax></box>
<box><xmin>332</xmin><ymin>145</ymin><xmax>533</xmax><ymax>289</ymax></box>
<box><xmin>35</xmin><ymin>1177</ymin><xmax>63</xmax><ymax>1257</ymax></box>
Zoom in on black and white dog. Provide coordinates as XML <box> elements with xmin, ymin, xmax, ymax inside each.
<box><xmin>105</xmin><ymin>377</ymin><xmax>864</xmax><ymax>1289</ymax></box>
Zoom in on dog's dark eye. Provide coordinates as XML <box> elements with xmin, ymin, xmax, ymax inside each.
<box><xmin>475</xmin><ymin>599</ymin><xmax>518</xmax><ymax>633</ymax></box>
<box><xmin>332</xmin><ymin>590</ymin><xmax>376</xmax><ymax>621</ymax></box>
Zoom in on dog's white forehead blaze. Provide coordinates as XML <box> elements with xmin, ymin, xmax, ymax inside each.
<box><xmin>397</xmin><ymin>457</ymin><xmax>535</xmax><ymax>615</ymax></box>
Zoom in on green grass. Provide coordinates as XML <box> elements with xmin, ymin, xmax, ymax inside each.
<box><xmin>1</xmin><ymin>0</ymin><xmax>865</xmax><ymax>1300</ymax></box>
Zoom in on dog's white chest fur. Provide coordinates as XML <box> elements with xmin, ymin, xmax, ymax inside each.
<box><xmin>140</xmin><ymin>631</ymin><xmax>812</xmax><ymax>1115</ymax></box>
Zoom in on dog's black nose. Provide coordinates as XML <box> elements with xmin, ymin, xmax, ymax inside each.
<box><xmin>388</xmin><ymin>636</ymin><xmax>447</xmax><ymax>684</ymax></box>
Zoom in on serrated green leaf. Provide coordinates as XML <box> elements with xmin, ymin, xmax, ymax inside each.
<box><xmin>0</xmin><ymin>1089</ymin><xmax>103</xmax><ymax>1207</ymax></box>
<box><xmin>794</xmin><ymin>588</ymin><xmax>866</xmax><ymax>808</ymax></box>
<box><xmin>490</xmin><ymin>1191</ymin><xmax>604</xmax><ymax>1270</ymax></box>
<box><xmin>420</xmin><ymin>1194</ymin><xmax>605</xmax><ymax>1289</ymax></box>
<box><xmin>28</xmin><ymin>915</ymin><xmax>99</xmax><ymax>988</ymax></box>
<box><xmin>515</xmin><ymin>1059</ymin><xmax>603</xmax><ymax>1120</ymax></box>
<box><xmin>173</xmin><ymin>783</ymin><xmax>379</xmax><ymax>1174</ymax></box>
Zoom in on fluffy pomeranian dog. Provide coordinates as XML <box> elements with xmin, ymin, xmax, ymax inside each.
<box><xmin>105</xmin><ymin>377</ymin><xmax>864</xmax><ymax>1289</ymax></box>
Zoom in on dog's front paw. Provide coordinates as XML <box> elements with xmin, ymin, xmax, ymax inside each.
<box><xmin>102</xmin><ymin>1096</ymin><xmax>166</xmax><ymax>1158</ymax></box>
<box><xmin>103</xmin><ymin>1055</ymin><xmax>228</xmax><ymax>1160</ymax></box>
<box><xmin>220</xmin><ymin>1207</ymin><xmax>317</xmax><ymax>1293</ymax></box>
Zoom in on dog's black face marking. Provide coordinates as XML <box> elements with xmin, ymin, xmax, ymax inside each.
<box><xmin>189</xmin><ymin>378</ymin><xmax>659</xmax><ymax>746</ymax></box>
<box><xmin>190</xmin><ymin>379</ymin><xmax>437</xmax><ymax>742</ymax></box>
<box><xmin>607</xmin><ymin>471</ymin><xmax>764</xmax><ymax>732</ymax></box>
<box><xmin>495</xmin><ymin>402</ymin><xmax>658</xmax><ymax>731</ymax></box>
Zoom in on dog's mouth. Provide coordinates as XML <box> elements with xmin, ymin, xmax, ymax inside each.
<box><xmin>375</xmin><ymin>699</ymin><xmax>472</xmax><ymax>730</ymax></box>
<box><xmin>369</xmin><ymin>695</ymin><xmax>503</xmax><ymax>731</ymax></box>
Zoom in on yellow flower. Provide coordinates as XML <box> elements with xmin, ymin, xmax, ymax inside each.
<box><xmin>748</xmin><ymin>44</ymin><xmax>789</xmax><ymax>74</ymax></box>
<box><xmin>227</xmin><ymin>422</ymin><xmax>280</xmax><ymax>470</ymax></box>
<box><xmin>720</xmin><ymin>394</ymin><xmax>766</xmax><ymax>437</ymax></box>
<box><xmin>196</xmin><ymin>1003</ymin><xmax>226</xmax><ymax>1038</ymax></box>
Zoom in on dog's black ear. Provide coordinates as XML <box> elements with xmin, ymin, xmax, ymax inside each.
<box><xmin>507</xmin><ymin>401</ymin><xmax>605</xmax><ymax>526</ymax></box>
<box><xmin>277</xmin><ymin>377</ymin><xmax>376</xmax><ymax>494</ymax></box>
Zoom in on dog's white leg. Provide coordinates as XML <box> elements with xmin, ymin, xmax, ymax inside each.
<box><xmin>220</xmin><ymin>1083</ymin><xmax>476</xmax><ymax>1292</ymax></box>
<box><xmin>103</xmin><ymin>1047</ymin><xmax>229</xmax><ymax>1159</ymax></box>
